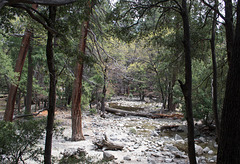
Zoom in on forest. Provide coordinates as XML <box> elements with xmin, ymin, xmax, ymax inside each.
<box><xmin>0</xmin><ymin>0</ymin><xmax>240</xmax><ymax>163</ymax></box>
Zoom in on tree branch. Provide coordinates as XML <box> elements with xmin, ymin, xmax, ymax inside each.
<box><xmin>201</xmin><ymin>0</ymin><xmax>225</xmax><ymax>21</ymax></box>
<box><xmin>0</xmin><ymin>0</ymin><xmax>8</xmax><ymax>9</ymax></box>
<box><xmin>1</xmin><ymin>0</ymin><xmax>76</xmax><ymax>9</ymax></box>
<box><xmin>13</xmin><ymin>108</ymin><xmax>48</xmax><ymax>120</ymax></box>
<box><xmin>11</xmin><ymin>4</ymin><xmax>58</xmax><ymax>34</ymax></box>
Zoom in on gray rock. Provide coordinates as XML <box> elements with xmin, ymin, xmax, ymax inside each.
<box><xmin>199</xmin><ymin>137</ymin><xmax>206</xmax><ymax>143</ymax></box>
<box><xmin>208</xmin><ymin>150</ymin><xmax>214</xmax><ymax>155</ymax></box>
<box><xmin>157</xmin><ymin>141</ymin><xmax>164</xmax><ymax>146</ymax></box>
<box><xmin>172</xmin><ymin>151</ymin><xmax>187</xmax><ymax>158</ymax></box>
<box><xmin>110</xmin><ymin>137</ymin><xmax>118</xmax><ymax>141</ymax></box>
<box><xmin>203</xmin><ymin>147</ymin><xmax>210</xmax><ymax>153</ymax></box>
<box><xmin>165</xmin><ymin>158</ymin><xmax>173</xmax><ymax>163</ymax></box>
<box><xmin>177</xmin><ymin>161</ymin><xmax>189</xmax><ymax>164</ymax></box>
<box><xmin>175</xmin><ymin>134</ymin><xmax>183</xmax><ymax>141</ymax></box>
<box><xmin>61</xmin><ymin>148</ymin><xmax>86</xmax><ymax>158</ymax></box>
<box><xmin>147</xmin><ymin>158</ymin><xmax>157</xmax><ymax>164</ymax></box>
<box><xmin>166</xmin><ymin>144</ymin><xmax>179</xmax><ymax>152</ymax></box>
<box><xmin>213</xmin><ymin>155</ymin><xmax>217</xmax><ymax>160</ymax></box>
<box><xmin>136</xmin><ymin>158</ymin><xmax>142</xmax><ymax>162</ymax></box>
<box><xmin>103</xmin><ymin>152</ymin><xmax>115</xmax><ymax>161</ymax></box>
<box><xmin>123</xmin><ymin>156</ymin><xmax>131</xmax><ymax>161</ymax></box>
<box><xmin>177</xmin><ymin>125</ymin><xmax>187</xmax><ymax>132</ymax></box>
<box><xmin>133</xmin><ymin>144</ymin><xmax>140</xmax><ymax>149</ymax></box>
<box><xmin>195</xmin><ymin>144</ymin><xmax>203</xmax><ymax>155</ymax></box>
<box><xmin>197</xmin><ymin>156</ymin><xmax>207</xmax><ymax>163</ymax></box>
<box><xmin>151</xmin><ymin>152</ymin><xmax>161</xmax><ymax>157</ymax></box>
<box><xmin>208</xmin><ymin>155</ymin><xmax>217</xmax><ymax>162</ymax></box>
<box><xmin>151</xmin><ymin>131</ymin><xmax>159</xmax><ymax>137</ymax></box>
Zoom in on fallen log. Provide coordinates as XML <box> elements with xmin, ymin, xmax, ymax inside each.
<box><xmin>154</xmin><ymin>113</ymin><xmax>184</xmax><ymax>119</ymax></box>
<box><xmin>93</xmin><ymin>134</ymin><xmax>124</xmax><ymax>151</ymax></box>
<box><xmin>13</xmin><ymin>108</ymin><xmax>48</xmax><ymax>120</ymax></box>
<box><xmin>105</xmin><ymin>106</ymin><xmax>184</xmax><ymax>119</ymax></box>
<box><xmin>105</xmin><ymin>106</ymin><xmax>154</xmax><ymax>118</ymax></box>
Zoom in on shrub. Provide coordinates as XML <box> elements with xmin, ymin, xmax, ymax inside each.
<box><xmin>0</xmin><ymin>118</ymin><xmax>46</xmax><ymax>163</ymax></box>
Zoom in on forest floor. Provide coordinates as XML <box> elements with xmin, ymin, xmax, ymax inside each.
<box><xmin>0</xmin><ymin>97</ymin><xmax>218</xmax><ymax>164</ymax></box>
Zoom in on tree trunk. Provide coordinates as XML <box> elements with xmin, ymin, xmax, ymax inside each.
<box><xmin>224</xmin><ymin>0</ymin><xmax>234</xmax><ymax>65</ymax></box>
<box><xmin>25</xmin><ymin>35</ymin><xmax>34</xmax><ymax>114</ymax></box>
<box><xmin>100</xmin><ymin>66</ymin><xmax>107</xmax><ymax>118</ymax></box>
<box><xmin>17</xmin><ymin>90</ymin><xmax>21</xmax><ymax>113</ymax></box>
<box><xmin>168</xmin><ymin>68</ymin><xmax>177</xmax><ymax>111</ymax></box>
<box><xmin>44</xmin><ymin>6</ymin><xmax>56</xmax><ymax>164</ymax></box>
<box><xmin>210</xmin><ymin>0</ymin><xmax>220</xmax><ymax>141</ymax></box>
<box><xmin>71</xmin><ymin>60</ymin><xmax>85</xmax><ymax>141</ymax></box>
<box><xmin>179</xmin><ymin>1</ymin><xmax>196</xmax><ymax>163</ymax></box>
<box><xmin>71</xmin><ymin>0</ymin><xmax>94</xmax><ymax>141</ymax></box>
<box><xmin>217</xmin><ymin>1</ymin><xmax>240</xmax><ymax>163</ymax></box>
<box><xmin>4</xmin><ymin>29</ymin><xmax>32</xmax><ymax>121</ymax></box>
<box><xmin>71</xmin><ymin>20</ymin><xmax>90</xmax><ymax>141</ymax></box>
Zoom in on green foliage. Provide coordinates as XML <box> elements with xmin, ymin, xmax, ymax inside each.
<box><xmin>81</xmin><ymin>81</ymin><xmax>94</xmax><ymax>110</ymax></box>
<box><xmin>0</xmin><ymin>34</ymin><xmax>19</xmax><ymax>91</ymax></box>
<box><xmin>59</xmin><ymin>153</ymin><xmax>108</xmax><ymax>164</ymax></box>
<box><xmin>89</xmin><ymin>107</ymin><xmax>97</xmax><ymax>114</ymax></box>
<box><xmin>192</xmin><ymin>89</ymin><xmax>212</xmax><ymax>123</ymax></box>
<box><xmin>0</xmin><ymin>118</ymin><xmax>46</xmax><ymax>163</ymax></box>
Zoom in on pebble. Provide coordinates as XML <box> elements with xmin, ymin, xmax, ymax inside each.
<box><xmin>133</xmin><ymin>144</ymin><xmax>139</xmax><ymax>149</ymax></box>
<box><xmin>123</xmin><ymin>156</ymin><xmax>131</xmax><ymax>161</ymax></box>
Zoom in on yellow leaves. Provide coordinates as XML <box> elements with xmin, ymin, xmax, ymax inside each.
<box><xmin>127</xmin><ymin>62</ymin><xmax>147</xmax><ymax>73</ymax></box>
<box><xmin>148</xmin><ymin>27</ymin><xmax>175</xmax><ymax>39</ymax></box>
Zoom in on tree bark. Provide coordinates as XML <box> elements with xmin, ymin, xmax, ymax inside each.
<box><xmin>4</xmin><ymin>29</ymin><xmax>32</xmax><ymax>122</ymax></box>
<box><xmin>17</xmin><ymin>90</ymin><xmax>21</xmax><ymax>112</ymax></box>
<box><xmin>210</xmin><ymin>0</ymin><xmax>220</xmax><ymax>141</ymax></box>
<box><xmin>71</xmin><ymin>60</ymin><xmax>85</xmax><ymax>141</ymax></box>
<box><xmin>44</xmin><ymin>6</ymin><xmax>56</xmax><ymax>164</ymax></box>
<box><xmin>100</xmin><ymin>66</ymin><xmax>107</xmax><ymax>117</ymax></box>
<box><xmin>224</xmin><ymin>0</ymin><xmax>234</xmax><ymax>65</ymax></box>
<box><xmin>71</xmin><ymin>19</ymin><xmax>90</xmax><ymax>141</ymax></box>
<box><xmin>25</xmin><ymin>34</ymin><xmax>34</xmax><ymax>114</ymax></box>
<box><xmin>217</xmin><ymin>1</ymin><xmax>240</xmax><ymax>163</ymax></box>
<box><xmin>179</xmin><ymin>0</ymin><xmax>196</xmax><ymax>163</ymax></box>
<box><xmin>25</xmin><ymin>4</ymin><xmax>37</xmax><ymax>115</ymax></box>
<box><xmin>168</xmin><ymin>68</ymin><xmax>177</xmax><ymax>111</ymax></box>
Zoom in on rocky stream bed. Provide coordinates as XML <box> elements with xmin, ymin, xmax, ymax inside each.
<box><xmin>0</xmin><ymin>97</ymin><xmax>218</xmax><ymax>164</ymax></box>
<box><xmin>24</xmin><ymin>99</ymin><xmax>217</xmax><ymax>164</ymax></box>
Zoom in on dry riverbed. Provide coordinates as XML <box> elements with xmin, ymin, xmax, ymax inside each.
<box><xmin>31</xmin><ymin>107</ymin><xmax>217</xmax><ymax>164</ymax></box>
<box><xmin>0</xmin><ymin>97</ymin><xmax>217</xmax><ymax>164</ymax></box>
